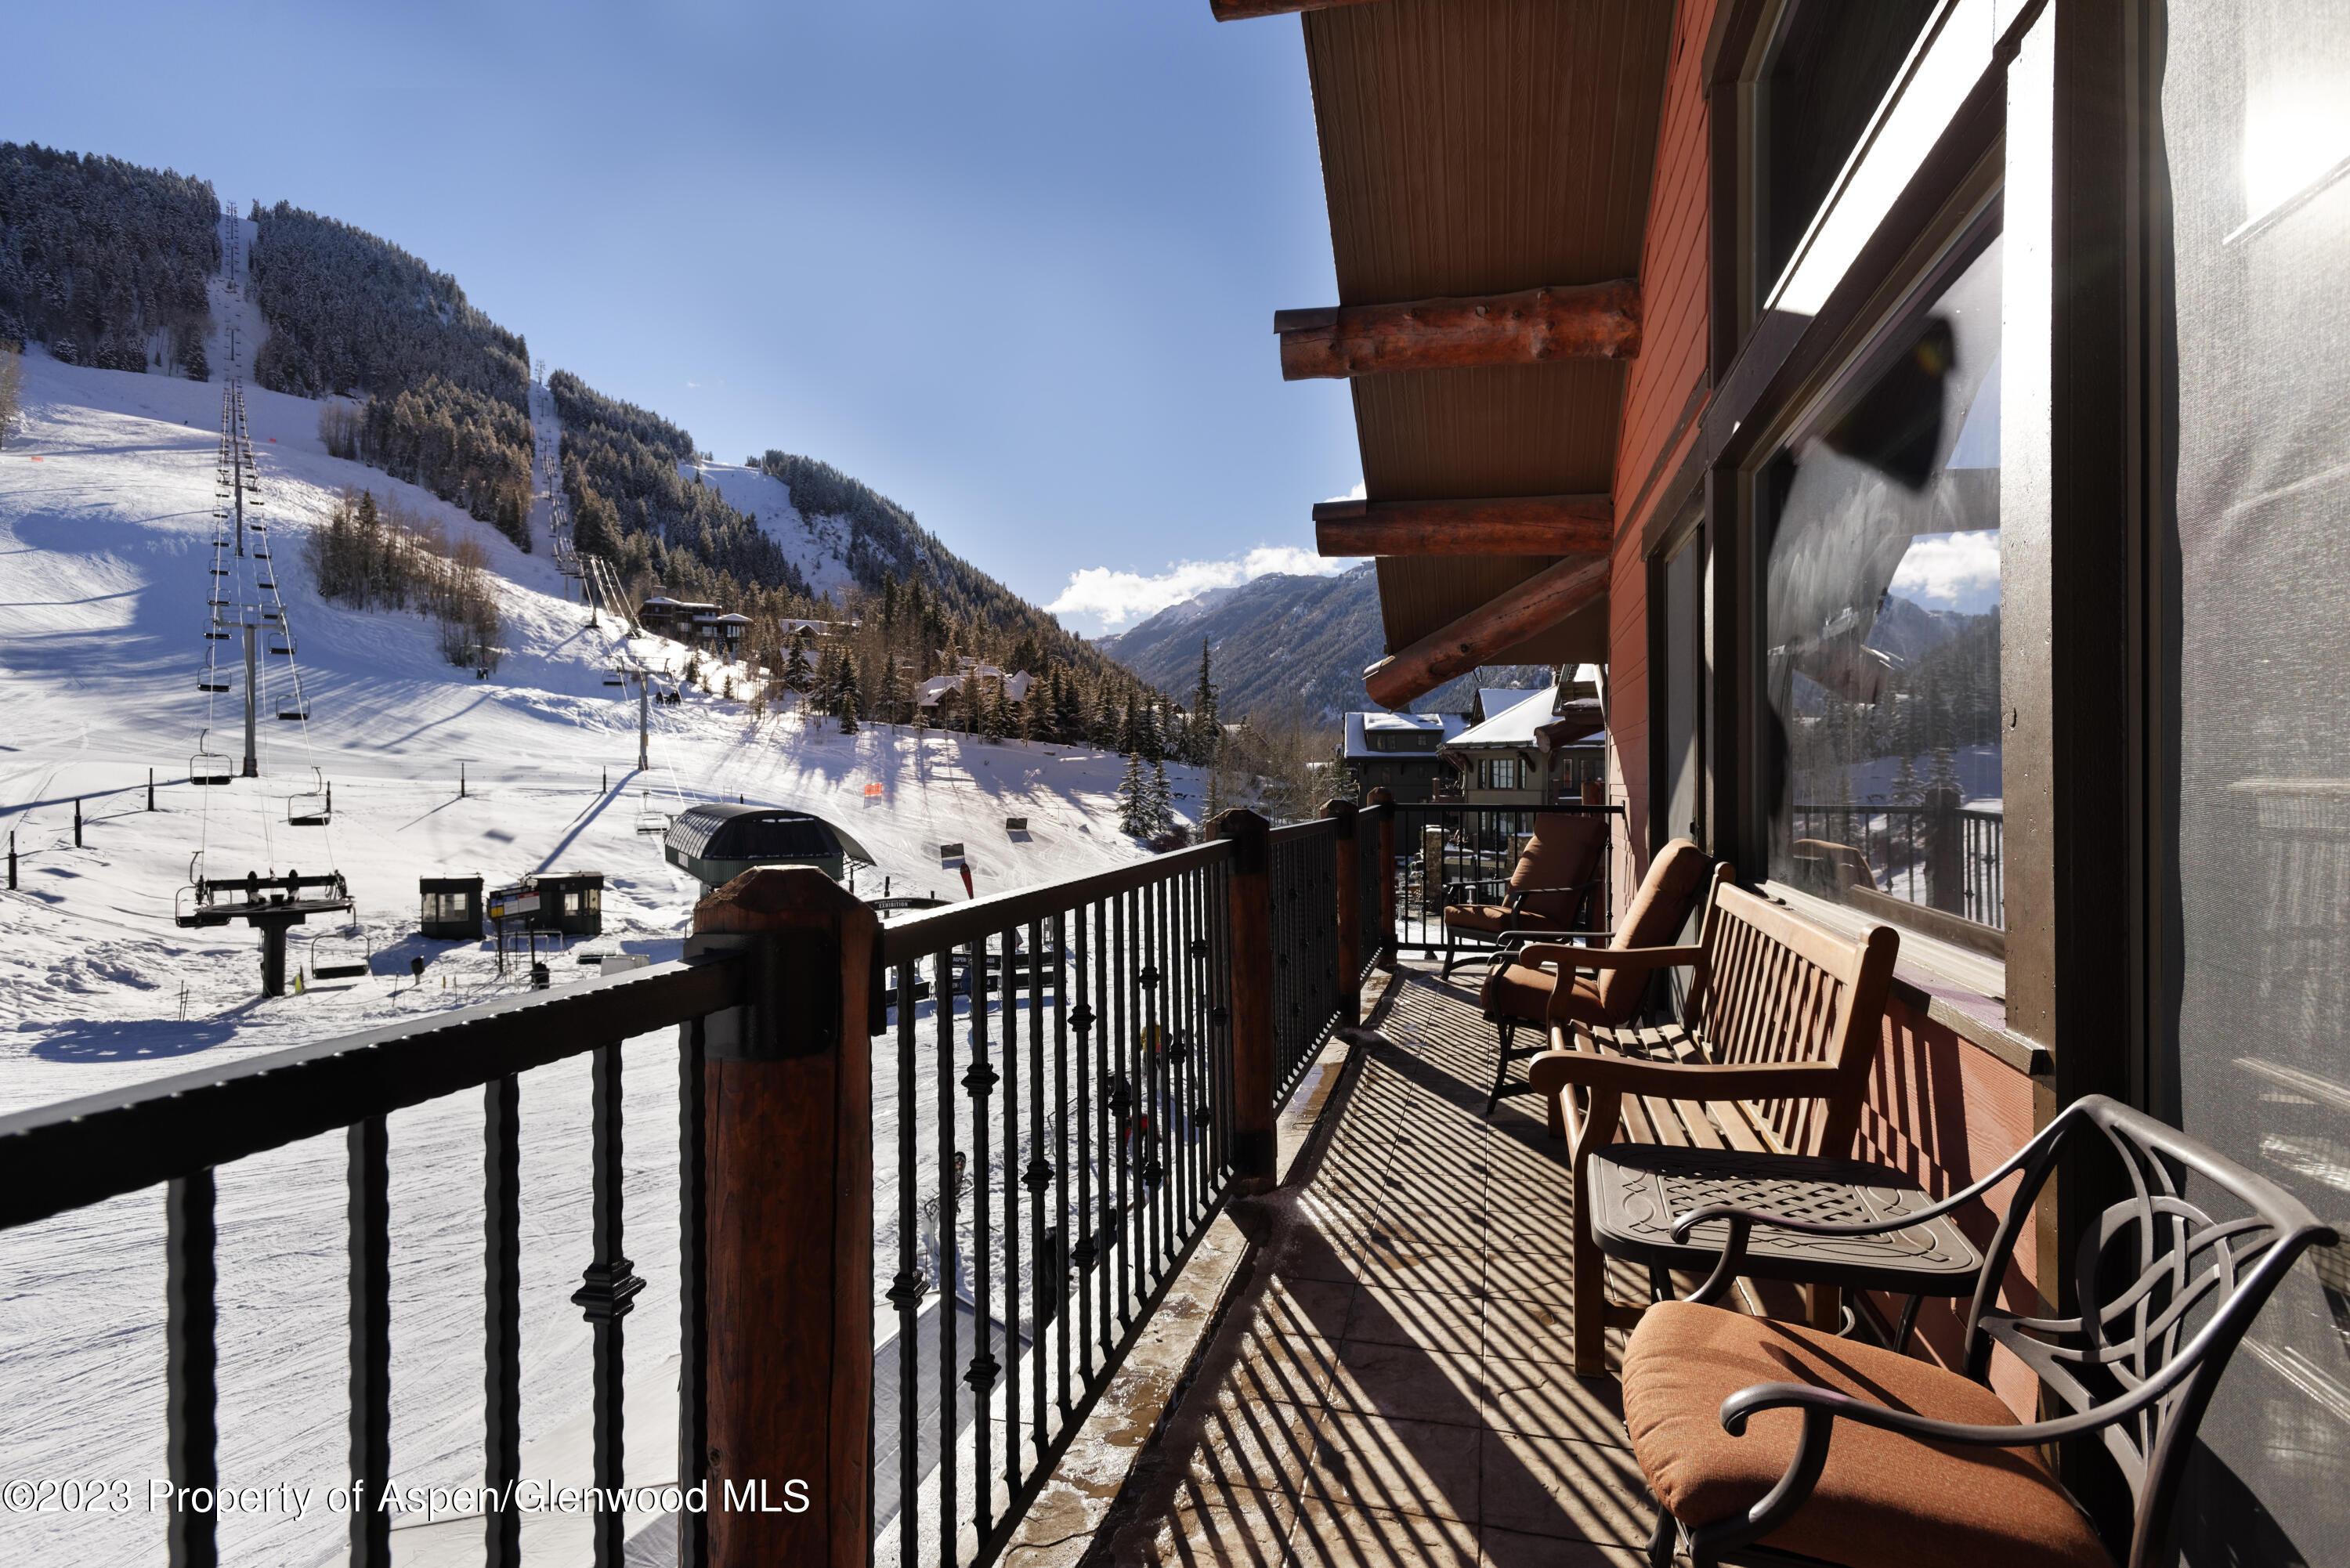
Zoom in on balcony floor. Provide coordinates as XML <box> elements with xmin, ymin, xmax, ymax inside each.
<box><xmin>1112</xmin><ymin>959</ymin><xmax>1656</xmax><ymax>1566</ymax></box>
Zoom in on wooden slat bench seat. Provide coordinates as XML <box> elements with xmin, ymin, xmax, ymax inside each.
<box><xmin>1519</xmin><ymin>883</ymin><xmax>1899</xmax><ymax>1373</ymax></box>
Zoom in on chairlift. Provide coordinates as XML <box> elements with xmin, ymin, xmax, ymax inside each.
<box><xmin>309</xmin><ymin>925</ymin><xmax>370</xmax><ymax>981</ymax></box>
<box><xmin>266</xmin><ymin>630</ymin><xmax>295</xmax><ymax>657</ymax></box>
<box><xmin>288</xmin><ymin>770</ymin><xmax>331</xmax><ymax>826</ymax></box>
<box><xmin>197</xmin><ymin>671</ymin><xmax>230</xmax><ymax>693</ymax></box>
<box><xmin>190</xmin><ymin>732</ymin><xmax>233</xmax><ymax>786</ymax></box>
<box><xmin>276</xmin><ymin>696</ymin><xmax>309</xmax><ymax>721</ymax></box>
<box><xmin>634</xmin><ymin>793</ymin><xmax>669</xmax><ymax>835</ymax></box>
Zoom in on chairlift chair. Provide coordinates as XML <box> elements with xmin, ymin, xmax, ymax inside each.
<box><xmin>634</xmin><ymin>793</ymin><xmax>670</xmax><ymax>835</ymax></box>
<box><xmin>276</xmin><ymin>696</ymin><xmax>309</xmax><ymax>721</ymax></box>
<box><xmin>288</xmin><ymin>770</ymin><xmax>331</xmax><ymax>825</ymax></box>
<box><xmin>266</xmin><ymin>630</ymin><xmax>295</xmax><ymax>657</ymax></box>
<box><xmin>309</xmin><ymin>925</ymin><xmax>370</xmax><ymax>981</ymax></box>
<box><xmin>190</xmin><ymin>732</ymin><xmax>233</xmax><ymax>786</ymax></box>
<box><xmin>197</xmin><ymin>669</ymin><xmax>230</xmax><ymax>693</ymax></box>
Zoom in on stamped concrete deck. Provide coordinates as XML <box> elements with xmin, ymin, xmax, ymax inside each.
<box><xmin>1097</xmin><ymin>960</ymin><xmax>1657</xmax><ymax>1567</ymax></box>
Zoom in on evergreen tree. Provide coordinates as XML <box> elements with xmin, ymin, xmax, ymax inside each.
<box><xmin>783</xmin><ymin>629</ymin><xmax>814</xmax><ymax>693</ymax></box>
<box><xmin>834</xmin><ymin>652</ymin><xmax>864</xmax><ymax>732</ymax></box>
<box><xmin>982</xmin><ymin>679</ymin><xmax>1007</xmax><ymax>743</ymax></box>
<box><xmin>1188</xmin><ymin>638</ymin><xmax>1220</xmax><ymax>764</ymax></box>
<box><xmin>1147</xmin><ymin>760</ymin><xmax>1174</xmax><ymax>836</ymax></box>
<box><xmin>1890</xmin><ymin>753</ymin><xmax>1922</xmax><ymax>807</ymax></box>
<box><xmin>1117</xmin><ymin>753</ymin><xmax>1150</xmax><ymax>837</ymax></box>
<box><xmin>874</xmin><ymin>649</ymin><xmax>908</xmax><ymax>726</ymax></box>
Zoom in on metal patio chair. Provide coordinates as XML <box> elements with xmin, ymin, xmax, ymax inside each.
<box><xmin>1620</xmin><ymin>1093</ymin><xmax>2337</xmax><ymax>1568</ymax></box>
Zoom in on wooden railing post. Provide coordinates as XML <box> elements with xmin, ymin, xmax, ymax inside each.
<box><xmin>1366</xmin><ymin>787</ymin><xmax>1397</xmax><ymax>969</ymax></box>
<box><xmin>1212</xmin><ymin>810</ymin><xmax>1277</xmax><ymax>1189</ymax></box>
<box><xmin>687</xmin><ymin>869</ymin><xmax>875</xmax><ymax>1568</ymax></box>
<box><xmin>1323</xmin><ymin>800</ymin><xmax>1361</xmax><ymax>1024</ymax></box>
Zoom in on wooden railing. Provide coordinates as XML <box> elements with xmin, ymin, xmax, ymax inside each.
<box><xmin>0</xmin><ymin>801</ymin><xmax>1402</xmax><ymax>1568</ymax></box>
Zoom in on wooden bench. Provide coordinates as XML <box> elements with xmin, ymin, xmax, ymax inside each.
<box><xmin>1520</xmin><ymin>883</ymin><xmax>1899</xmax><ymax>1374</ymax></box>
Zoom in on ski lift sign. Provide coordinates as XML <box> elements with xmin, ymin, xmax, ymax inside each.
<box><xmin>487</xmin><ymin>883</ymin><xmax>540</xmax><ymax>922</ymax></box>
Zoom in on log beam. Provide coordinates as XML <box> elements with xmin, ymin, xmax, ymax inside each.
<box><xmin>1314</xmin><ymin>494</ymin><xmax>1614</xmax><ymax>557</ymax></box>
<box><xmin>1362</xmin><ymin>552</ymin><xmax>1611</xmax><ymax>710</ymax></box>
<box><xmin>1277</xmin><ymin>280</ymin><xmax>1640</xmax><ymax>380</ymax></box>
<box><xmin>1210</xmin><ymin>0</ymin><xmax>1386</xmax><ymax>20</ymax></box>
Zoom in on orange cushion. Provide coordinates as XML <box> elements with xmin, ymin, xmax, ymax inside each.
<box><xmin>1509</xmin><ymin>814</ymin><xmax>1607</xmax><ymax>922</ymax></box>
<box><xmin>1593</xmin><ymin>839</ymin><xmax>1710</xmax><ymax>1017</ymax></box>
<box><xmin>1621</xmin><ymin>1302</ymin><xmax>2111</xmax><ymax>1568</ymax></box>
<box><xmin>1444</xmin><ymin>902</ymin><xmax>1517</xmax><ymax>935</ymax></box>
<box><xmin>1480</xmin><ymin>963</ymin><xmax>1602</xmax><ymax>1026</ymax></box>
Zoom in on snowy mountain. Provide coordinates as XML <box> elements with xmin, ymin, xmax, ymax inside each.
<box><xmin>1095</xmin><ymin>563</ymin><xmax>1550</xmax><ymax>721</ymax></box>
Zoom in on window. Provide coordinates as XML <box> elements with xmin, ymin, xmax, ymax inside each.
<box><xmin>1762</xmin><ymin>224</ymin><xmax>2003</xmax><ymax>940</ymax></box>
<box><xmin>1755</xmin><ymin>0</ymin><xmax>1938</xmax><ymax>298</ymax></box>
<box><xmin>1478</xmin><ymin>757</ymin><xmax>1524</xmax><ymax>792</ymax></box>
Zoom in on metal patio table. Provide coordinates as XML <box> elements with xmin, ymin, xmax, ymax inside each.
<box><xmin>1585</xmin><ymin>1143</ymin><xmax>1986</xmax><ymax>1353</ymax></box>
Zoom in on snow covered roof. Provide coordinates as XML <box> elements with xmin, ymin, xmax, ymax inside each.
<box><xmin>916</xmin><ymin>674</ymin><xmax>964</xmax><ymax>706</ymax></box>
<box><xmin>1343</xmin><ymin>710</ymin><xmax>1468</xmax><ymax>760</ymax></box>
<box><xmin>1449</xmin><ymin>687</ymin><xmax>1560</xmax><ymax>750</ymax></box>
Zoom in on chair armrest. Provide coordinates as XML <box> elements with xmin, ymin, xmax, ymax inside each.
<box><xmin>1527</xmin><ymin>1051</ymin><xmax>1846</xmax><ymax>1102</ymax></box>
<box><xmin>1494</xmin><ymin>929</ymin><xmax>1614</xmax><ymax>948</ymax></box>
<box><xmin>1721</xmin><ymin>1380</ymin><xmax>2116</xmax><ymax>1451</ymax></box>
<box><xmin>1517</xmin><ymin>942</ymin><xmax>1702</xmax><ymax>972</ymax></box>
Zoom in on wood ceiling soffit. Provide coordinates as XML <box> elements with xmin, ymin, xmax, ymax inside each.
<box><xmin>1351</xmin><ymin>365</ymin><xmax>1625</xmax><ymax>501</ymax></box>
<box><xmin>1275</xmin><ymin>281</ymin><xmax>1641</xmax><ymax>379</ymax></box>
<box><xmin>1303</xmin><ymin>1</ymin><xmax>1673</xmax><ymax>303</ymax></box>
<box><xmin>1210</xmin><ymin>0</ymin><xmax>1385</xmax><ymax>20</ymax></box>
<box><xmin>1314</xmin><ymin>494</ymin><xmax>1614</xmax><ymax>557</ymax></box>
<box><xmin>1364</xmin><ymin>551</ymin><xmax>1613</xmax><ymax>709</ymax></box>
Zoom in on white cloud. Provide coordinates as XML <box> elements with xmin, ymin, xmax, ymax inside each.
<box><xmin>1324</xmin><ymin>481</ymin><xmax>1367</xmax><ymax>504</ymax></box>
<box><xmin>1048</xmin><ymin>544</ymin><xmax>1349</xmax><ymax>631</ymax></box>
<box><xmin>1890</xmin><ymin>530</ymin><xmax>2001</xmax><ymax>612</ymax></box>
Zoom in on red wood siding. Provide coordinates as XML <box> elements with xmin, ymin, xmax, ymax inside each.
<box><xmin>1609</xmin><ymin>0</ymin><xmax>1715</xmax><ymax>898</ymax></box>
<box><xmin>1853</xmin><ymin>995</ymin><xmax>2041</xmax><ymax>1421</ymax></box>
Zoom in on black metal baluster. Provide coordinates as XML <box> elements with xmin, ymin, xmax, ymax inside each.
<box><xmin>1069</xmin><ymin>904</ymin><xmax>1097</xmax><ymax>1386</ymax></box>
<box><xmin>1093</xmin><ymin>897</ymin><xmax>1116</xmax><ymax>1366</ymax></box>
<box><xmin>1148</xmin><ymin>878</ymin><xmax>1170</xmax><ymax>1279</ymax></box>
<box><xmin>485</xmin><ymin>1075</ymin><xmax>521</xmax><ymax>1568</ymax></box>
<box><xmin>936</xmin><ymin>947</ymin><xmax>958</xmax><ymax>1568</ymax></box>
<box><xmin>887</xmin><ymin>963</ymin><xmax>926</xmax><ymax>1564</ymax></box>
<box><xmin>1050</xmin><ymin>910</ymin><xmax>1074</xmax><ymax>1420</ymax></box>
<box><xmin>348</xmin><ymin>1115</ymin><xmax>390</xmax><ymax>1568</ymax></box>
<box><xmin>573</xmin><ymin>1041</ymin><xmax>644</xmax><ymax>1568</ymax></box>
<box><xmin>166</xmin><ymin>1170</ymin><xmax>216</xmax><ymax>1568</ymax></box>
<box><xmin>1112</xmin><ymin>891</ymin><xmax>1133</xmax><ymax>1331</ymax></box>
<box><xmin>1023</xmin><ymin>916</ymin><xmax>1051</xmax><ymax>1457</ymax></box>
<box><xmin>678</xmin><ymin>1017</ymin><xmax>709</xmax><ymax>1568</ymax></box>
<box><xmin>964</xmin><ymin>937</ymin><xmax>1000</xmax><ymax>1538</ymax></box>
<box><xmin>999</xmin><ymin>925</ymin><xmax>1023</xmax><ymax>1505</ymax></box>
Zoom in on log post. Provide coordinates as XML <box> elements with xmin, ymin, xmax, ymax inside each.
<box><xmin>1213</xmin><ymin>811</ymin><xmax>1277</xmax><ymax>1189</ymax></box>
<box><xmin>1924</xmin><ymin>786</ymin><xmax>1965</xmax><ymax>916</ymax></box>
<box><xmin>1366</xmin><ymin>787</ymin><xmax>1397</xmax><ymax>970</ymax></box>
<box><xmin>1276</xmin><ymin>280</ymin><xmax>1640</xmax><ymax>379</ymax></box>
<box><xmin>688</xmin><ymin>869</ymin><xmax>875</xmax><ymax>1568</ymax></box>
<box><xmin>1363</xmin><ymin>552</ymin><xmax>1611</xmax><ymax>710</ymax></box>
<box><xmin>1324</xmin><ymin>800</ymin><xmax>1361</xmax><ymax>1025</ymax></box>
<box><xmin>1313</xmin><ymin>494</ymin><xmax>1614</xmax><ymax>558</ymax></box>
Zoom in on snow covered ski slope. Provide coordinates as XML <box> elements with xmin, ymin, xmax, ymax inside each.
<box><xmin>0</xmin><ymin>336</ymin><xmax>1200</xmax><ymax>1565</ymax></box>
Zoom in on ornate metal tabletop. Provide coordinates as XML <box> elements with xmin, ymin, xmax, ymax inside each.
<box><xmin>1586</xmin><ymin>1143</ymin><xmax>1984</xmax><ymax>1295</ymax></box>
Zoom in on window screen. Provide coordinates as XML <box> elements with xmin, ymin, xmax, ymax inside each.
<box><xmin>1761</xmin><ymin>229</ymin><xmax>2004</xmax><ymax>941</ymax></box>
<box><xmin>2166</xmin><ymin>2</ymin><xmax>2350</xmax><ymax>1559</ymax></box>
<box><xmin>1756</xmin><ymin>0</ymin><xmax>1938</xmax><ymax>295</ymax></box>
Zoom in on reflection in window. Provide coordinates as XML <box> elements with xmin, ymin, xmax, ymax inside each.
<box><xmin>1764</xmin><ymin>233</ymin><xmax>2002</xmax><ymax>936</ymax></box>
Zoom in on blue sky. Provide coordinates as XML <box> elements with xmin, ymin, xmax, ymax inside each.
<box><xmin>8</xmin><ymin>1</ymin><xmax>1361</xmax><ymax>634</ymax></box>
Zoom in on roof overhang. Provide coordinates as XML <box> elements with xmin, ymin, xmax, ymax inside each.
<box><xmin>1238</xmin><ymin>0</ymin><xmax>1675</xmax><ymax>707</ymax></box>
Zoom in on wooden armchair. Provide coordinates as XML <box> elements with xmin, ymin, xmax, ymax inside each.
<box><xmin>1437</xmin><ymin>811</ymin><xmax>1608</xmax><ymax>976</ymax></box>
<box><xmin>1478</xmin><ymin>838</ymin><xmax>1723</xmax><ymax>1113</ymax></box>
<box><xmin>1517</xmin><ymin>884</ymin><xmax>1899</xmax><ymax>1373</ymax></box>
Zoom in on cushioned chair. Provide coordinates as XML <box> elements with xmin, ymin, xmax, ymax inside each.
<box><xmin>1437</xmin><ymin>811</ymin><xmax>1608</xmax><ymax>977</ymax></box>
<box><xmin>1477</xmin><ymin>838</ymin><xmax>1720</xmax><ymax>1113</ymax></box>
<box><xmin>1620</xmin><ymin>1094</ymin><xmax>2336</xmax><ymax>1568</ymax></box>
